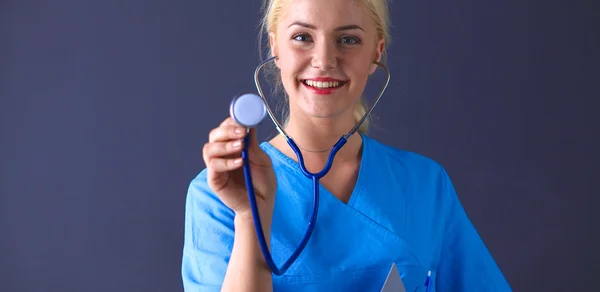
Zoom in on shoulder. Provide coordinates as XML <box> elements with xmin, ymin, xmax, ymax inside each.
<box><xmin>362</xmin><ymin>134</ymin><xmax>447</xmax><ymax>177</ymax></box>
<box><xmin>360</xmin><ymin>135</ymin><xmax>457</xmax><ymax>211</ymax></box>
<box><xmin>187</xmin><ymin>168</ymin><xmax>210</xmax><ymax>195</ymax></box>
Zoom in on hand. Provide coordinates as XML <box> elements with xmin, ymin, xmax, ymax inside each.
<box><xmin>202</xmin><ymin>117</ymin><xmax>277</xmax><ymax>218</ymax></box>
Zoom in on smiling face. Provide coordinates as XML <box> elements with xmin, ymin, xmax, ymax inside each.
<box><xmin>269</xmin><ymin>0</ymin><xmax>385</xmax><ymax>124</ymax></box>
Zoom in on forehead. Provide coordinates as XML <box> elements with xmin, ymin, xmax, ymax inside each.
<box><xmin>279</xmin><ymin>0</ymin><xmax>373</xmax><ymax>31</ymax></box>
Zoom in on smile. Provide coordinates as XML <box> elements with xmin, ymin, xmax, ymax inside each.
<box><xmin>302</xmin><ymin>80</ymin><xmax>345</xmax><ymax>89</ymax></box>
<box><xmin>301</xmin><ymin>78</ymin><xmax>347</xmax><ymax>94</ymax></box>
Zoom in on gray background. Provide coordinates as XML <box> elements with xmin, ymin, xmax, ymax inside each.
<box><xmin>1</xmin><ymin>0</ymin><xmax>598</xmax><ymax>291</ymax></box>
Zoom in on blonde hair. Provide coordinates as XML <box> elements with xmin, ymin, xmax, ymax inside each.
<box><xmin>258</xmin><ymin>0</ymin><xmax>391</xmax><ymax>134</ymax></box>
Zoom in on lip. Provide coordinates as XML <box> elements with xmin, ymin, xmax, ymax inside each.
<box><xmin>300</xmin><ymin>77</ymin><xmax>347</xmax><ymax>95</ymax></box>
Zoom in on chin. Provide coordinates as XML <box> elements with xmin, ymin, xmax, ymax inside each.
<box><xmin>301</xmin><ymin>103</ymin><xmax>355</xmax><ymax>121</ymax></box>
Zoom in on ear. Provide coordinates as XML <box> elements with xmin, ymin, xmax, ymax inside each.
<box><xmin>269</xmin><ymin>31</ymin><xmax>280</xmax><ymax>68</ymax></box>
<box><xmin>369</xmin><ymin>38</ymin><xmax>385</xmax><ymax>74</ymax></box>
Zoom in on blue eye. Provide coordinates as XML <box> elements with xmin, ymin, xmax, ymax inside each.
<box><xmin>340</xmin><ymin>36</ymin><xmax>361</xmax><ymax>45</ymax></box>
<box><xmin>292</xmin><ymin>34</ymin><xmax>312</xmax><ymax>42</ymax></box>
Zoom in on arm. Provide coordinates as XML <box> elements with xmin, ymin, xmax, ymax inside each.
<box><xmin>181</xmin><ymin>172</ymin><xmax>273</xmax><ymax>292</ymax></box>
<box><xmin>435</xmin><ymin>168</ymin><xmax>512</xmax><ymax>291</ymax></box>
<box><xmin>222</xmin><ymin>213</ymin><xmax>273</xmax><ymax>292</ymax></box>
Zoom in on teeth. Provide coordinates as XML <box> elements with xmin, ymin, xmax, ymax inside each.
<box><xmin>304</xmin><ymin>80</ymin><xmax>341</xmax><ymax>88</ymax></box>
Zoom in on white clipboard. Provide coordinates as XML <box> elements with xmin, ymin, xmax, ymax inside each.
<box><xmin>380</xmin><ymin>263</ymin><xmax>406</xmax><ymax>292</ymax></box>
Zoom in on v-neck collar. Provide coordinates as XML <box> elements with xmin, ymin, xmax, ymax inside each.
<box><xmin>260</xmin><ymin>134</ymin><xmax>370</xmax><ymax>207</ymax></box>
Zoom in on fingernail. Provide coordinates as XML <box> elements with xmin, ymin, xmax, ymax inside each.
<box><xmin>234</xmin><ymin>158</ymin><xmax>242</xmax><ymax>165</ymax></box>
<box><xmin>234</xmin><ymin>128</ymin><xmax>243</xmax><ymax>134</ymax></box>
<box><xmin>232</xmin><ymin>141</ymin><xmax>241</xmax><ymax>148</ymax></box>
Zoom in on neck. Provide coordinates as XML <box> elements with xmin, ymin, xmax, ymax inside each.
<box><xmin>270</xmin><ymin>112</ymin><xmax>364</xmax><ymax>171</ymax></box>
<box><xmin>286</xmin><ymin>116</ymin><xmax>353</xmax><ymax>150</ymax></box>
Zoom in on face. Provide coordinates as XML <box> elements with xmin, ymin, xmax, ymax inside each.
<box><xmin>269</xmin><ymin>0</ymin><xmax>385</xmax><ymax>122</ymax></box>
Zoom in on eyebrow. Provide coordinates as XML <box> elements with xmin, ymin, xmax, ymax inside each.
<box><xmin>288</xmin><ymin>21</ymin><xmax>364</xmax><ymax>32</ymax></box>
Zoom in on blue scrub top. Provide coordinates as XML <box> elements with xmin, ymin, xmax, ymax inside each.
<box><xmin>182</xmin><ymin>135</ymin><xmax>512</xmax><ymax>291</ymax></box>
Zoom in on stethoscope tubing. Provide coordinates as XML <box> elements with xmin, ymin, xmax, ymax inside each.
<box><xmin>237</xmin><ymin>56</ymin><xmax>390</xmax><ymax>275</ymax></box>
<box><xmin>242</xmin><ymin>134</ymin><xmax>347</xmax><ymax>275</ymax></box>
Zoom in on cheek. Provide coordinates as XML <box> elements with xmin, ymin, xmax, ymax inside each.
<box><xmin>278</xmin><ymin>42</ymin><xmax>310</xmax><ymax>72</ymax></box>
<box><xmin>276</xmin><ymin>59</ymin><xmax>292</xmax><ymax>78</ymax></box>
<box><xmin>279</xmin><ymin>57</ymin><xmax>304</xmax><ymax>82</ymax></box>
<box><xmin>348</xmin><ymin>59</ymin><xmax>373</xmax><ymax>84</ymax></box>
<box><xmin>277</xmin><ymin>59</ymin><xmax>302</xmax><ymax>92</ymax></box>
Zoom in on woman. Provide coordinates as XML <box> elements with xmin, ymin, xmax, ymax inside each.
<box><xmin>182</xmin><ymin>0</ymin><xmax>511</xmax><ymax>291</ymax></box>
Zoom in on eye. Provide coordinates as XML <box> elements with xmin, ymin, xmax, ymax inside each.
<box><xmin>339</xmin><ymin>36</ymin><xmax>361</xmax><ymax>45</ymax></box>
<box><xmin>292</xmin><ymin>33</ymin><xmax>312</xmax><ymax>42</ymax></box>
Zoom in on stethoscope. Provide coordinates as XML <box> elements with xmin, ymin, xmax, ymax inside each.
<box><xmin>228</xmin><ymin>56</ymin><xmax>390</xmax><ymax>275</ymax></box>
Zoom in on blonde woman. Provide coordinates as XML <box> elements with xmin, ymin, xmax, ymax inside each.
<box><xmin>182</xmin><ymin>0</ymin><xmax>511</xmax><ymax>291</ymax></box>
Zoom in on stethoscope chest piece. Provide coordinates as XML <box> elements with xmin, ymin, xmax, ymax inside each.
<box><xmin>230</xmin><ymin>93</ymin><xmax>267</xmax><ymax>128</ymax></box>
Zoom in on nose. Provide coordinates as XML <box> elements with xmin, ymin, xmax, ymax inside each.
<box><xmin>311</xmin><ymin>40</ymin><xmax>337</xmax><ymax>70</ymax></box>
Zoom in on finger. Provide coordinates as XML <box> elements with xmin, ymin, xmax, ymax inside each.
<box><xmin>246</xmin><ymin>128</ymin><xmax>260</xmax><ymax>150</ymax></box>
<box><xmin>245</xmin><ymin>128</ymin><xmax>273</xmax><ymax>168</ymax></box>
<box><xmin>208</xmin><ymin>124</ymin><xmax>247</xmax><ymax>142</ymax></box>
<box><xmin>206</xmin><ymin>157</ymin><xmax>244</xmax><ymax>172</ymax></box>
<box><xmin>203</xmin><ymin>139</ymin><xmax>244</xmax><ymax>160</ymax></box>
